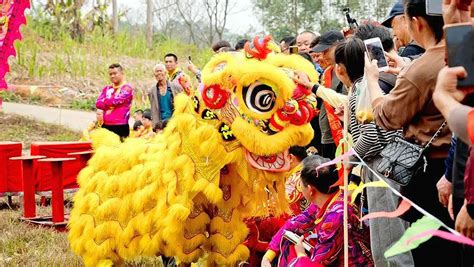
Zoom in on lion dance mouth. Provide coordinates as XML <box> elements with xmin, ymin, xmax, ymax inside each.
<box><xmin>245</xmin><ymin>150</ymin><xmax>290</xmax><ymax>172</ymax></box>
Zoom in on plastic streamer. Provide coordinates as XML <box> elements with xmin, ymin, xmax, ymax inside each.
<box><xmin>359</xmin><ymin>199</ymin><xmax>411</xmax><ymax>221</ymax></box>
<box><xmin>323</xmin><ymin>148</ymin><xmax>474</xmax><ymax>257</ymax></box>
<box><xmin>406</xmin><ymin>229</ymin><xmax>474</xmax><ymax>247</ymax></box>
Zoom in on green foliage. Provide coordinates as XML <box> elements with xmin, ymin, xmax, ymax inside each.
<box><xmin>9</xmin><ymin>15</ymin><xmax>212</xmax><ymax>101</ymax></box>
<box><xmin>254</xmin><ymin>0</ymin><xmax>393</xmax><ymax>38</ymax></box>
<box><xmin>254</xmin><ymin>0</ymin><xmax>323</xmax><ymax>40</ymax></box>
<box><xmin>17</xmin><ymin>16</ymin><xmax>212</xmax><ymax>75</ymax></box>
<box><xmin>70</xmin><ymin>98</ymin><xmax>96</xmax><ymax>111</ymax></box>
<box><xmin>27</xmin><ymin>94</ymin><xmax>41</xmax><ymax>104</ymax></box>
<box><xmin>0</xmin><ymin>90</ymin><xmax>21</xmax><ymax>102</ymax></box>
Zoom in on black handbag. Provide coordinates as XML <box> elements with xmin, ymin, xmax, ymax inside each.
<box><xmin>375</xmin><ymin>122</ymin><xmax>447</xmax><ymax>186</ymax></box>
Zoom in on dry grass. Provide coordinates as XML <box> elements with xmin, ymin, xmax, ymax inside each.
<box><xmin>0</xmin><ymin>114</ymin><xmax>166</xmax><ymax>266</ymax></box>
<box><xmin>0</xmin><ymin>113</ymin><xmax>83</xmax><ymax>265</ymax></box>
<box><xmin>0</xmin><ymin>198</ymin><xmax>166</xmax><ymax>266</ymax></box>
<box><xmin>0</xmin><ymin>199</ymin><xmax>83</xmax><ymax>266</ymax></box>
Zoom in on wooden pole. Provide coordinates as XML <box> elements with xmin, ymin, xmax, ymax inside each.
<box><xmin>343</xmin><ymin>90</ymin><xmax>350</xmax><ymax>267</ymax></box>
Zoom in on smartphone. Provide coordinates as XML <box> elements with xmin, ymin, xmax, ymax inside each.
<box><xmin>283</xmin><ymin>230</ymin><xmax>313</xmax><ymax>252</ymax></box>
<box><xmin>289</xmin><ymin>46</ymin><xmax>299</xmax><ymax>54</ymax></box>
<box><xmin>426</xmin><ymin>0</ymin><xmax>443</xmax><ymax>16</ymax></box>
<box><xmin>188</xmin><ymin>55</ymin><xmax>192</xmax><ymax>61</ymax></box>
<box><xmin>364</xmin><ymin>38</ymin><xmax>389</xmax><ymax>71</ymax></box>
<box><xmin>445</xmin><ymin>23</ymin><xmax>474</xmax><ymax>87</ymax></box>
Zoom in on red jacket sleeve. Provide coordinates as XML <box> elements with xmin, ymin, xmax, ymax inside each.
<box><xmin>465</xmin><ymin>148</ymin><xmax>474</xmax><ymax>204</ymax></box>
<box><xmin>468</xmin><ymin>109</ymin><xmax>474</xmax><ymax>145</ymax></box>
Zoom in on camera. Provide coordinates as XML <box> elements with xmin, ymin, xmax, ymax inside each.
<box><xmin>343</xmin><ymin>7</ymin><xmax>358</xmax><ymax>29</ymax></box>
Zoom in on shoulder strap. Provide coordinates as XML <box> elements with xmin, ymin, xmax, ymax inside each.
<box><xmin>379</xmin><ymin>72</ymin><xmax>397</xmax><ymax>88</ymax></box>
<box><xmin>424</xmin><ymin>121</ymin><xmax>447</xmax><ymax>149</ymax></box>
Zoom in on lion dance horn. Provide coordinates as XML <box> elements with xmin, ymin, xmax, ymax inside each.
<box><xmin>244</xmin><ymin>36</ymin><xmax>281</xmax><ymax>60</ymax></box>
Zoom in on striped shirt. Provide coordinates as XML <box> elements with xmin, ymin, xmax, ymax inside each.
<box><xmin>349</xmin><ymin>79</ymin><xmax>401</xmax><ymax>159</ymax></box>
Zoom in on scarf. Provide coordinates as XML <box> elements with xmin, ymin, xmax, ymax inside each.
<box><xmin>322</xmin><ymin>66</ymin><xmax>345</xmax><ymax>181</ymax></box>
<box><xmin>322</xmin><ymin>66</ymin><xmax>344</xmax><ymax>147</ymax></box>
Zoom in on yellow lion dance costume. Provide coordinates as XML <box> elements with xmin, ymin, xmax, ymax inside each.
<box><xmin>68</xmin><ymin>36</ymin><xmax>319</xmax><ymax>266</ymax></box>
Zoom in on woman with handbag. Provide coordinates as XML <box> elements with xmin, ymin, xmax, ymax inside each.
<box><xmin>365</xmin><ymin>0</ymin><xmax>461</xmax><ymax>266</ymax></box>
<box><xmin>332</xmin><ymin>38</ymin><xmax>414</xmax><ymax>267</ymax></box>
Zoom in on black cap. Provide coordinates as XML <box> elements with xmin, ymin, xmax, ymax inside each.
<box><xmin>381</xmin><ymin>1</ymin><xmax>404</xmax><ymax>28</ymax></box>
<box><xmin>311</xmin><ymin>31</ymin><xmax>344</xmax><ymax>53</ymax></box>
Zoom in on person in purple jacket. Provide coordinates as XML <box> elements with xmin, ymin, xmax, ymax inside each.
<box><xmin>96</xmin><ymin>63</ymin><xmax>134</xmax><ymax>140</ymax></box>
<box><xmin>262</xmin><ymin>155</ymin><xmax>373</xmax><ymax>267</ymax></box>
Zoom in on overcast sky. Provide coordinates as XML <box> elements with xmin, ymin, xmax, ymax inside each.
<box><xmin>120</xmin><ymin>0</ymin><xmax>262</xmax><ymax>35</ymax></box>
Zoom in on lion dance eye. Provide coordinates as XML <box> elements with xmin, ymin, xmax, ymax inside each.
<box><xmin>243</xmin><ymin>82</ymin><xmax>276</xmax><ymax>114</ymax></box>
<box><xmin>201</xmin><ymin>84</ymin><xmax>229</xmax><ymax>109</ymax></box>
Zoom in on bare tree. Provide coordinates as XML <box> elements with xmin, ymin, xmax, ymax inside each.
<box><xmin>173</xmin><ymin>0</ymin><xmax>204</xmax><ymax>45</ymax></box>
<box><xmin>146</xmin><ymin>0</ymin><xmax>153</xmax><ymax>49</ymax></box>
<box><xmin>203</xmin><ymin>0</ymin><xmax>232</xmax><ymax>45</ymax></box>
<box><xmin>153</xmin><ymin>0</ymin><xmax>176</xmax><ymax>40</ymax></box>
<box><xmin>112</xmin><ymin>0</ymin><xmax>119</xmax><ymax>34</ymax></box>
<box><xmin>153</xmin><ymin>0</ymin><xmax>233</xmax><ymax>46</ymax></box>
<box><xmin>204</xmin><ymin>0</ymin><xmax>214</xmax><ymax>45</ymax></box>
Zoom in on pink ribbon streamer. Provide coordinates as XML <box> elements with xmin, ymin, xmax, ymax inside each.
<box><xmin>315</xmin><ymin>148</ymin><xmax>355</xmax><ymax>171</ymax></box>
<box><xmin>406</xmin><ymin>229</ymin><xmax>474</xmax><ymax>247</ymax></box>
<box><xmin>360</xmin><ymin>199</ymin><xmax>411</xmax><ymax>221</ymax></box>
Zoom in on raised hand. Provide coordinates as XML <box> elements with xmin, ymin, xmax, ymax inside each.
<box><xmin>443</xmin><ymin>0</ymin><xmax>472</xmax><ymax>25</ymax></box>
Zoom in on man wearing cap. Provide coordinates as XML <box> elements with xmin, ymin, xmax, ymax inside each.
<box><xmin>309</xmin><ymin>30</ymin><xmax>346</xmax><ymax>159</ymax></box>
<box><xmin>382</xmin><ymin>0</ymin><xmax>425</xmax><ymax>58</ymax></box>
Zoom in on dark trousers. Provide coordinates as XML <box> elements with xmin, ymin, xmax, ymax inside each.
<box><xmin>102</xmin><ymin>124</ymin><xmax>129</xmax><ymax>141</ymax></box>
<box><xmin>401</xmin><ymin>158</ymin><xmax>462</xmax><ymax>267</ymax></box>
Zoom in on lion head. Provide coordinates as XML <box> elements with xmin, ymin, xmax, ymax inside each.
<box><xmin>190</xmin><ymin>36</ymin><xmax>319</xmax><ymax>174</ymax></box>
